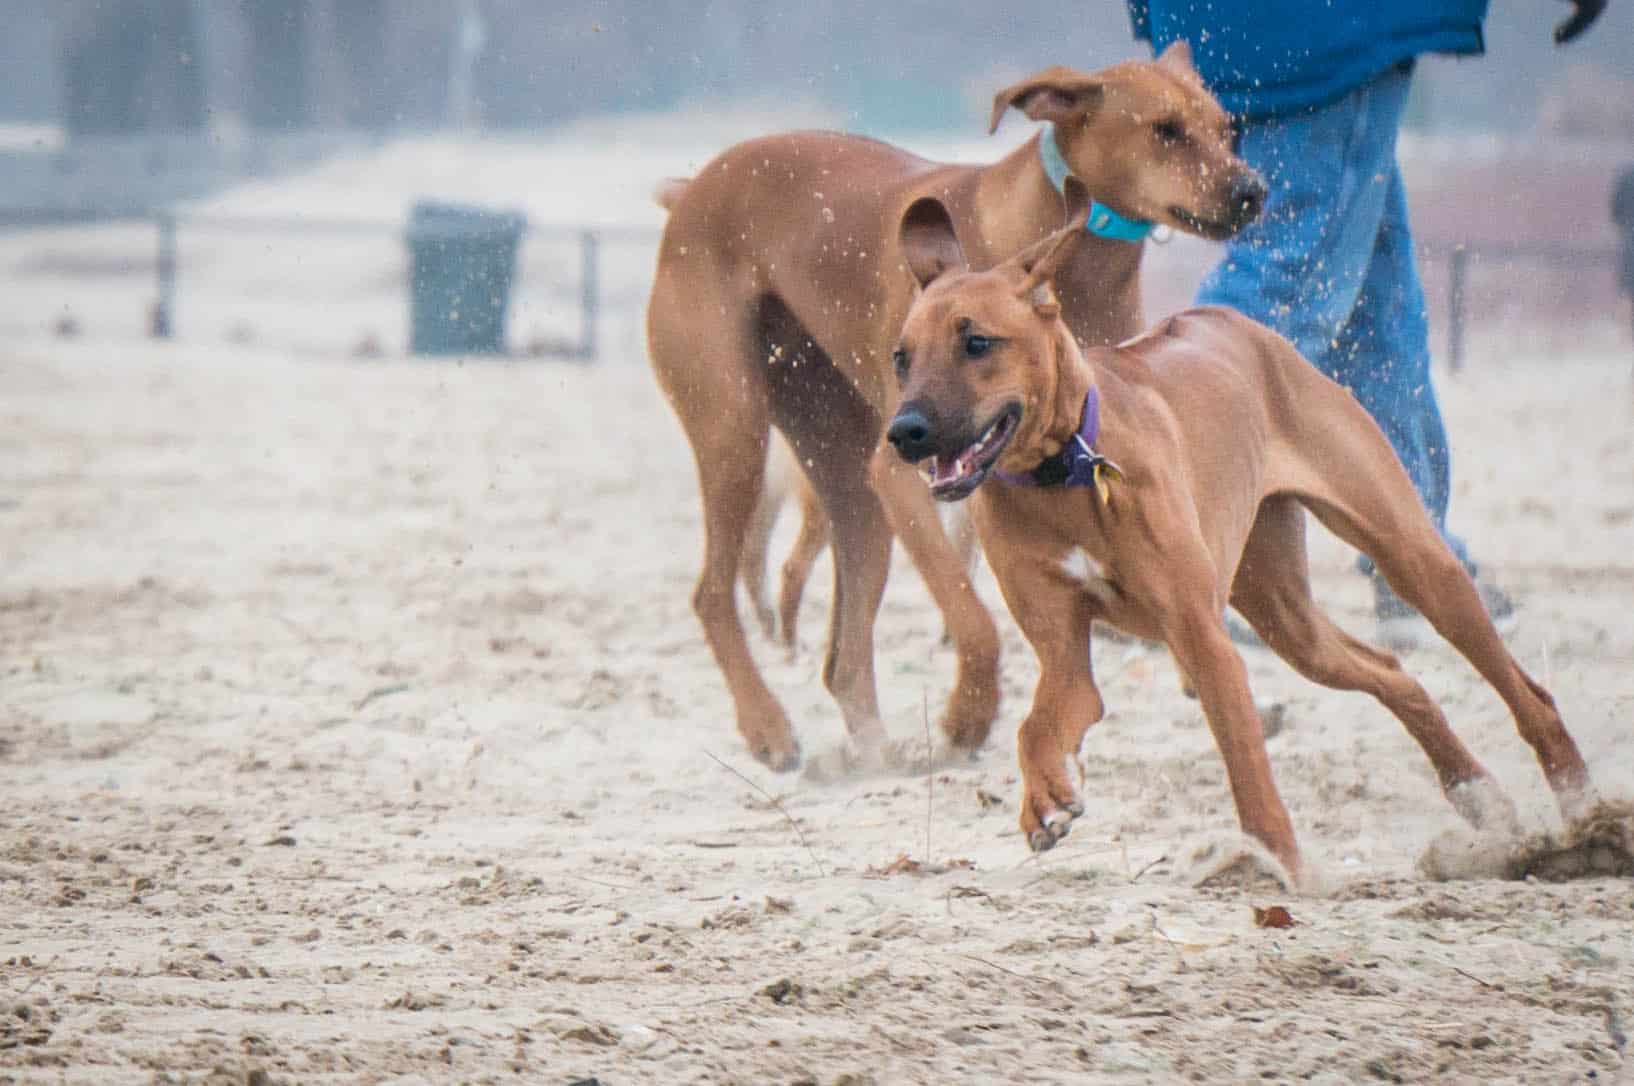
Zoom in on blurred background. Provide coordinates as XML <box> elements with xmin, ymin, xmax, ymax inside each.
<box><xmin>1</xmin><ymin>0</ymin><xmax>1631</xmax><ymax>361</ymax></box>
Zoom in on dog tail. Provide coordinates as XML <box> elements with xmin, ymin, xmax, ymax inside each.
<box><xmin>654</xmin><ymin>177</ymin><xmax>690</xmax><ymax>211</ymax></box>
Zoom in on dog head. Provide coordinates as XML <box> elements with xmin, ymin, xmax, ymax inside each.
<box><xmin>887</xmin><ymin>180</ymin><xmax>1098</xmax><ymax>501</ymax></box>
<box><xmin>990</xmin><ymin>43</ymin><xmax>1265</xmax><ymax>240</ymax></box>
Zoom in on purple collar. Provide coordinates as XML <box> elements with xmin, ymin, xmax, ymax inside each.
<box><xmin>993</xmin><ymin>386</ymin><xmax>1121</xmax><ymax>496</ymax></box>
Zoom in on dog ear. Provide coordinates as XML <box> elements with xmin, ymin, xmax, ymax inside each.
<box><xmin>899</xmin><ymin>196</ymin><xmax>966</xmax><ymax>290</ymax></box>
<box><xmin>988</xmin><ymin>67</ymin><xmax>1105</xmax><ymax>134</ymax></box>
<box><xmin>1027</xmin><ymin>280</ymin><xmax>1061</xmax><ymax>320</ymax></box>
<box><xmin>1156</xmin><ymin>39</ymin><xmax>1195</xmax><ymax>76</ymax></box>
<box><xmin>1014</xmin><ymin>177</ymin><xmax>1092</xmax><ymax>301</ymax></box>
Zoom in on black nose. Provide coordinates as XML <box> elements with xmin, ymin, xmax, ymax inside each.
<box><xmin>1229</xmin><ymin>173</ymin><xmax>1267</xmax><ymax>225</ymax></box>
<box><xmin>887</xmin><ymin>405</ymin><xmax>936</xmax><ymax>462</ymax></box>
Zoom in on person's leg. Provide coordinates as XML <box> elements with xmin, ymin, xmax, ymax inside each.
<box><xmin>1327</xmin><ymin>166</ymin><xmax>1516</xmax><ymax>639</ymax></box>
<box><xmin>1200</xmin><ymin>64</ymin><xmax>1508</xmax><ymax>641</ymax></box>
<box><xmin>1323</xmin><ymin>164</ymin><xmax>1468</xmax><ymax>567</ymax></box>
<box><xmin>1198</xmin><ymin>76</ymin><xmax>1401</xmax><ymax>647</ymax></box>
<box><xmin>1197</xmin><ymin>65</ymin><xmax>1413</xmax><ymax>374</ymax></box>
<box><xmin>1625</xmin><ymin>242</ymin><xmax>1634</xmax><ymax>373</ymax></box>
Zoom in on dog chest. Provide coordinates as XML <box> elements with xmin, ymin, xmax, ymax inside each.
<box><xmin>1058</xmin><ymin>546</ymin><xmax>1118</xmax><ymax>604</ymax></box>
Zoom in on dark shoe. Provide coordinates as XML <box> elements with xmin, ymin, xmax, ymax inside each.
<box><xmin>1224</xmin><ymin>611</ymin><xmax>1265</xmax><ymax>649</ymax></box>
<box><xmin>1374</xmin><ymin>578</ymin><xmax>1430</xmax><ymax>651</ymax></box>
<box><xmin>1375</xmin><ymin>572</ymin><xmax>1518</xmax><ymax>651</ymax></box>
<box><xmin>1475</xmin><ymin>578</ymin><xmax>1518</xmax><ymax>630</ymax></box>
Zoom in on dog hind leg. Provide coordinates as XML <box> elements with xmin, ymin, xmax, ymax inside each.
<box><xmin>648</xmin><ymin>289</ymin><xmax>800</xmax><ymax>770</ymax></box>
<box><xmin>1231</xmin><ymin>497</ymin><xmax>1519</xmax><ymax>831</ymax></box>
<box><xmin>777</xmin><ymin>472</ymin><xmax>830</xmax><ymax>658</ymax></box>
<box><xmin>1281</xmin><ymin>392</ymin><xmax>1596</xmax><ymax>822</ymax></box>
<box><xmin>739</xmin><ymin>447</ymin><xmax>786</xmax><ymax>641</ymax></box>
<box><xmin>760</xmin><ymin>297</ymin><xmax>891</xmax><ymax>747</ymax></box>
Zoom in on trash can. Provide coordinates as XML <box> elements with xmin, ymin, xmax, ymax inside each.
<box><xmin>406</xmin><ymin>201</ymin><xmax>526</xmax><ymax>355</ymax></box>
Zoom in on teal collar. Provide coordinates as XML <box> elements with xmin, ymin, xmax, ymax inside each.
<box><xmin>1039</xmin><ymin>123</ymin><xmax>1154</xmax><ymax>244</ymax></box>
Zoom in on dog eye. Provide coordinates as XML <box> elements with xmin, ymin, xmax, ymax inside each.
<box><xmin>892</xmin><ymin>348</ymin><xmax>910</xmax><ymax>381</ymax></box>
<box><xmin>963</xmin><ymin>334</ymin><xmax>993</xmax><ymax>359</ymax></box>
<box><xmin>1152</xmin><ymin>119</ymin><xmax>1186</xmax><ymax>145</ymax></box>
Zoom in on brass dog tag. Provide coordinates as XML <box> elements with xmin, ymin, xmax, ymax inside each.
<box><xmin>1090</xmin><ymin>456</ymin><xmax>1124</xmax><ymax>507</ymax></box>
<box><xmin>1093</xmin><ymin>463</ymin><xmax>1113</xmax><ymax>506</ymax></box>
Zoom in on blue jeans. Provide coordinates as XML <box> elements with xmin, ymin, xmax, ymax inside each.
<box><xmin>1198</xmin><ymin>62</ymin><xmax>1471</xmax><ymax>571</ymax></box>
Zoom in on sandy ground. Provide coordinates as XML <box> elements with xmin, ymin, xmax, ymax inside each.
<box><xmin>2</xmin><ymin>326</ymin><xmax>1632</xmax><ymax>1084</ymax></box>
<box><xmin>3</xmin><ymin>130</ymin><xmax>1634</xmax><ymax>1083</ymax></box>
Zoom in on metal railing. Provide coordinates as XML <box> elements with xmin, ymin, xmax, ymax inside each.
<box><xmin>148</xmin><ymin>212</ymin><xmax>661</xmax><ymax>360</ymax></box>
<box><xmin>3</xmin><ymin>208</ymin><xmax>1617</xmax><ymax>367</ymax></box>
<box><xmin>1430</xmin><ymin>240</ymin><xmax>1621</xmax><ymax>372</ymax></box>
<box><xmin>3</xmin><ymin>207</ymin><xmax>662</xmax><ymax>361</ymax></box>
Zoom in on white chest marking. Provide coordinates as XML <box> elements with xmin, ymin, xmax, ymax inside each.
<box><xmin>1059</xmin><ymin>547</ymin><xmax>1117</xmax><ymax>603</ymax></box>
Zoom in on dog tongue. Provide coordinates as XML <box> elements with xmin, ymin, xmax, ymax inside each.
<box><xmin>931</xmin><ymin>449</ymin><xmax>975</xmax><ymax>486</ymax></box>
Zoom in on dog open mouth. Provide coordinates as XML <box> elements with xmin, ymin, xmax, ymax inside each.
<box><xmin>1168</xmin><ymin>205</ymin><xmax>1240</xmax><ymax>242</ymax></box>
<box><xmin>924</xmin><ymin>406</ymin><xmax>1020</xmax><ymax>502</ymax></box>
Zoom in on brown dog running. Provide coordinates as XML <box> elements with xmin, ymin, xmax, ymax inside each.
<box><xmin>738</xmin><ymin>434</ymin><xmax>979</xmax><ymax>658</ymax></box>
<box><xmin>884</xmin><ymin>178</ymin><xmax>1598</xmax><ymax>879</ymax></box>
<box><xmin>648</xmin><ymin>44</ymin><xmax>1266</xmax><ymax>770</ymax></box>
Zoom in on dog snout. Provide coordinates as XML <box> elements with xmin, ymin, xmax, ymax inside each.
<box><xmin>1228</xmin><ymin>173</ymin><xmax>1267</xmax><ymax>227</ymax></box>
<box><xmin>887</xmin><ymin>403</ymin><xmax>937</xmax><ymax>462</ymax></box>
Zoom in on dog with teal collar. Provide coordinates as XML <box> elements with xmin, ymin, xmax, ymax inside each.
<box><xmin>1039</xmin><ymin>123</ymin><xmax>1155</xmax><ymax>243</ymax></box>
<box><xmin>648</xmin><ymin>43</ymin><xmax>1271</xmax><ymax>772</ymax></box>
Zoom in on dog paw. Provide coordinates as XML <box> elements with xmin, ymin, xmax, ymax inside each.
<box><xmin>880</xmin><ymin>735</ymin><xmax>975</xmax><ymax>774</ymax></box>
<box><xmin>1017</xmin><ymin>735</ymin><xmax>1085</xmax><ymax>851</ymax></box>
<box><xmin>800</xmin><ymin>734</ymin><xmax>973</xmax><ymax>784</ymax></box>
<box><xmin>940</xmin><ymin>702</ymin><xmax>998</xmax><ymax>752</ymax></box>
<box><xmin>745</xmin><ymin>732</ymin><xmax>801</xmax><ymax>773</ymax></box>
<box><xmin>752</xmin><ymin>603</ymin><xmax>778</xmax><ymax>643</ymax></box>
<box><xmin>1446</xmin><ymin>776</ymin><xmax>1521</xmax><ymax>836</ymax></box>
<box><xmin>1178</xmin><ymin>832</ymin><xmax>1300</xmax><ymax>893</ymax></box>
<box><xmin>799</xmin><ymin>732</ymin><xmax>888</xmax><ymax>782</ymax></box>
<box><xmin>736</xmin><ymin>701</ymin><xmax>801</xmax><ymax>773</ymax></box>
<box><xmin>1026</xmin><ymin>803</ymin><xmax>1085</xmax><ymax>852</ymax></box>
<box><xmin>1021</xmin><ymin>779</ymin><xmax>1085</xmax><ymax>852</ymax></box>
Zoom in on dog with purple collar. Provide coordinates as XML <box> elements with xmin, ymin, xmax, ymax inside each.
<box><xmin>885</xmin><ymin>177</ymin><xmax>1598</xmax><ymax>881</ymax></box>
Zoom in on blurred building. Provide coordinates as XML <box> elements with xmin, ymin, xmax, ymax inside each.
<box><xmin>50</xmin><ymin>1</ymin><xmax>440</xmax><ymax>136</ymax></box>
<box><xmin>0</xmin><ymin>1</ymin><xmax>1630</xmax><ymax>140</ymax></box>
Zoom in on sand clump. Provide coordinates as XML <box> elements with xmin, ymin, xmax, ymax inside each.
<box><xmin>1420</xmin><ymin>801</ymin><xmax>1634</xmax><ymax>882</ymax></box>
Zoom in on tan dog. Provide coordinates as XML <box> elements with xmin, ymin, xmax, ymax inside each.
<box><xmin>736</xmin><ymin>434</ymin><xmax>831</xmax><ymax>652</ymax></box>
<box><xmin>738</xmin><ymin>436</ymin><xmax>978</xmax><ymax>657</ymax></box>
<box><xmin>649</xmin><ymin>44</ymin><xmax>1266</xmax><ymax>769</ymax></box>
<box><xmin>884</xmin><ymin>179</ymin><xmax>1597</xmax><ymax>879</ymax></box>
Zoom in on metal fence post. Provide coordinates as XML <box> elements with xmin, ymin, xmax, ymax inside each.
<box><xmin>578</xmin><ymin>229</ymin><xmax>599</xmax><ymax>362</ymax></box>
<box><xmin>153</xmin><ymin>211</ymin><xmax>176</xmax><ymax>339</ymax></box>
<box><xmin>1447</xmin><ymin>245</ymin><xmax>1468</xmax><ymax>374</ymax></box>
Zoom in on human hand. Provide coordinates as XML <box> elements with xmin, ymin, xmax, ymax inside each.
<box><xmin>1553</xmin><ymin>0</ymin><xmax>1606</xmax><ymax>43</ymax></box>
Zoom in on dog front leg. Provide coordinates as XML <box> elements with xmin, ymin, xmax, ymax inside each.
<box><xmin>869</xmin><ymin>447</ymin><xmax>1002</xmax><ymax>749</ymax></box>
<box><xmin>1160</xmin><ymin>598</ymin><xmax>1302</xmax><ymax>879</ymax></box>
<box><xmin>979</xmin><ymin>533</ymin><xmax>1105</xmax><ymax>850</ymax></box>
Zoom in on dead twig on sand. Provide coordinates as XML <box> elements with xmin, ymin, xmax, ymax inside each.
<box><xmin>1131</xmin><ymin>854</ymin><xmax>1169</xmax><ymax>883</ymax></box>
<box><xmin>1452</xmin><ymin>966</ymin><xmax>1497</xmax><ymax>990</ymax></box>
<box><xmin>923</xmin><ymin>688</ymin><xmax>933</xmax><ymax>868</ymax></box>
<box><xmin>572</xmin><ymin>873</ymin><xmax>639</xmax><ymax>892</ymax></box>
<box><xmin>354</xmin><ymin>683</ymin><xmax>410</xmax><ymax>713</ymax></box>
<box><xmin>704</xmin><ymin>751</ymin><xmax>826</xmax><ymax>878</ymax></box>
<box><xmin>955</xmin><ymin>953</ymin><xmax>1028</xmax><ymax>980</ymax></box>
